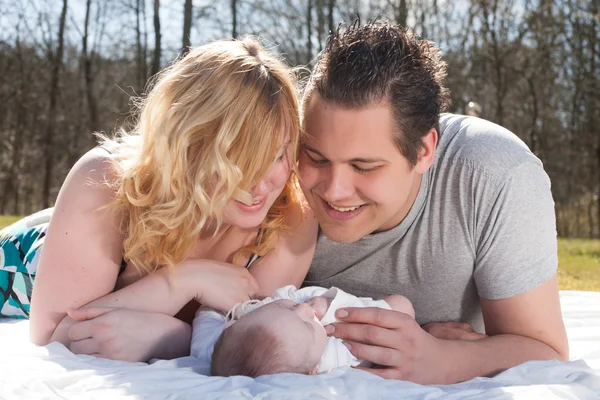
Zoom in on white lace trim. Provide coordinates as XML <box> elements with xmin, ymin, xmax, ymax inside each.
<box><xmin>225</xmin><ymin>297</ymin><xmax>276</xmax><ymax>321</ymax></box>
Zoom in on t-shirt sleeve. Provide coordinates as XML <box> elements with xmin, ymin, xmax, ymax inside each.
<box><xmin>474</xmin><ymin>161</ymin><xmax>558</xmax><ymax>300</ymax></box>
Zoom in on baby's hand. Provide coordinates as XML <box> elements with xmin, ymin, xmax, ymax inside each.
<box><xmin>305</xmin><ymin>296</ymin><xmax>333</xmax><ymax>319</ymax></box>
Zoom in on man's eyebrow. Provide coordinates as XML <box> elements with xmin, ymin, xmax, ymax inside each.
<box><xmin>349</xmin><ymin>156</ymin><xmax>388</xmax><ymax>163</ymax></box>
<box><xmin>303</xmin><ymin>145</ymin><xmax>326</xmax><ymax>158</ymax></box>
<box><xmin>303</xmin><ymin>144</ymin><xmax>387</xmax><ymax>164</ymax></box>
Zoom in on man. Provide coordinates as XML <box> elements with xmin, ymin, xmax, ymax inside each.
<box><xmin>299</xmin><ymin>21</ymin><xmax>568</xmax><ymax>385</ymax></box>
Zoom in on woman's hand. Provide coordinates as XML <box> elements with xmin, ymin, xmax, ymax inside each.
<box><xmin>181</xmin><ymin>259</ymin><xmax>259</xmax><ymax>313</ymax></box>
<box><xmin>46</xmin><ymin>258</ymin><xmax>257</xmax><ymax>362</ymax></box>
<box><xmin>67</xmin><ymin>307</ymin><xmax>192</xmax><ymax>362</ymax></box>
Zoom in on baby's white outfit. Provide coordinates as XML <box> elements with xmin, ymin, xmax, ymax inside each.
<box><xmin>190</xmin><ymin>285</ymin><xmax>391</xmax><ymax>373</ymax></box>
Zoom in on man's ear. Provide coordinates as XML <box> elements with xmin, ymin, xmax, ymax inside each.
<box><xmin>414</xmin><ymin>128</ymin><xmax>438</xmax><ymax>174</ymax></box>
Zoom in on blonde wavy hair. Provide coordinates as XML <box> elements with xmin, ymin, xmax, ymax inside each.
<box><xmin>99</xmin><ymin>38</ymin><xmax>302</xmax><ymax>275</ymax></box>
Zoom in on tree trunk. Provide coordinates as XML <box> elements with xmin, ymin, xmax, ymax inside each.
<box><xmin>135</xmin><ymin>0</ymin><xmax>144</xmax><ymax>89</ymax></box>
<box><xmin>0</xmin><ymin>34</ymin><xmax>26</xmax><ymax>213</ymax></box>
<box><xmin>42</xmin><ymin>0</ymin><xmax>67</xmax><ymax>208</ymax></box>
<box><xmin>231</xmin><ymin>0</ymin><xmax>237</xmax><ymax>38</ymax></box>
<box><xmin>307</xmin><ymin>0</ymin><xmax>313</xmax><ymax>63</ymax></box>
<box><xmin>588</xmin><ymin>194</ymin><xmax>595</xmax><ymax>238</ymax></box>
<box><xmin>395</xmin><ymin>0</ymin><xmax>408</xmax><ymax>27</ymax></box>
<box><xmin>182</xmin><ymin>0</ymin><xmax>193</xmax><ymax>55</ymax></box>
<box><xmin>151</xmin><ymin>0</ymin><xmax>161</xmax><ymax>77</ymax></box>
<box><xmin>316</xmin><ymin>0</ymin><xmax>325</xmax><ymax>51</ymax></box>
<box><xmin>480</xmin><ymin>0</ymin><xmax>505</xmax><ymax>126</ymax></box>
<box><xmin>327</xmin><ymin>0</ymin><xmax>335</xmax><ymax>35</ymax></box>
<box><xmin>597</xmin><ymin>146</ymin><xmax>600</xmax><ymax>238</ymax></box>
<box><xmin>526</xmin><ymin>77</ymin><xmax>538</xmax><ymax>155</ymax></box>
<box><xmin>3</xmin><ymin>70</ymin><xmax>25</xmax><ymax>214</ymax></box>
<box><xmin>591</xmin><ymin>0</ymin><xmax>599</xmax><ymax>238</ymax></box>
<box><xmin>82</xmin><ymin>0</ymin><xmax>98</xmax><ymax>133</ymax></box>
<box><xmin>142</xmin><ymin>0</ymin><xmax>148</xmax><ymax>85</ymax></box>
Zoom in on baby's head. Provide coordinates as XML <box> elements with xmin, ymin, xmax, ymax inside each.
<box><xmin>211</xmin><ymin>299</ymin><xmax>328</xmax><ymax>377</ymax></box>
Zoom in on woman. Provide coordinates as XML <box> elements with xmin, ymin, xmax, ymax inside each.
<box><xmin>0</xmin><ymin>37</ymin><xmax>317</xmax><ymax>362</ymax></box>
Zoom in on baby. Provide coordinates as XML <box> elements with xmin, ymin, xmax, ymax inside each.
<box><xmin>190</xmin><ymin>285</ymin><xmax>414</xmax><ymax>378</ymax></box>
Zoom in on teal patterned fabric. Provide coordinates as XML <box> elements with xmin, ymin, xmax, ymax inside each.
<box><xmin>0</xmin><ymin>209</ymin><xmax>52</xmax><ymax>319</ymax></box>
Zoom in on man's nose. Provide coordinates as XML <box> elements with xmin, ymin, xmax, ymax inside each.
<box><xmin>321</xmin><ymin>165</ymin><xmax>355</xmax><ymax>202</ymax></box>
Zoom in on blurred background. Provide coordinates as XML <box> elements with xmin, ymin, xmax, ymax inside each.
<box><xmin>0</xmin><ymin>0</ymin><xmax>598</xmax><ymax>289</ymax></box>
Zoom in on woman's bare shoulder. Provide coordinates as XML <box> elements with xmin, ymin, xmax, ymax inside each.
<box><xmin>72</xmin><ymin>147</ymin><xmax>119</xmax><ymax>183</ymax></box>
<box><xmin>57</xmin><ymin>147</ymin><xmax>122</xmax><ymax>206</ymax></box>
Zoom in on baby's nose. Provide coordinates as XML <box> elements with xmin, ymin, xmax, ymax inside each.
<box><xmin>296</xmin><ymin>303</ymin><xmax>316</xmax><ymax>319</ymax></box>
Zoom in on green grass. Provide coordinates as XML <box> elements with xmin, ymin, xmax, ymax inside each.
<box><xmin>0</xmin><ymin>215</ymin><xmax>598</xmax><ymax>291</ymax></box>
<box><xmin>557</xmin><ymin>238</ymin><xmax>600</xmax><ymax>292</ymax></box>
<box><xmin>0</xmin><ymin>215</ymin><xmax>22</xmax><ymax>230</ymax></box>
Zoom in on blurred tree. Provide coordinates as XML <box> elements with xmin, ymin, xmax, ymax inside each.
<box><xmin>42</xmin><ymin>0</ymin><xmax>67</xmax><ymax>209</ymax></box>
<box><xmin>182</xmin><ymin>0</ymin><xmax>193</xmax><ymax>55</ymax></box>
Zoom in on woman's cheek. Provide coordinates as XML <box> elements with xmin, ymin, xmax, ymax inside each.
<box><xmin>275</xmin><ymin>162</ymin><xmax>291</xmax><ymax>187</ymax></box>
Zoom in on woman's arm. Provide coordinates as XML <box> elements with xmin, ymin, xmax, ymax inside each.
<box><xmin>66</xmin><ymin>306</ymin><xmax>193</xmax><ymax>361</ymax></box>
<box><xmin>51</xmin><ymin>257</ymin><xmax>258</xmax><ymax>348</ymax></box>
<box><xmin>248</xmin><ymin>205</ymin><xmax>318</xmax><ymax>297</ymax></box>
<box><xmin>49</xmin><ymin>264</ymin><xmax>195</xmax><ymax>347</ymax></box>
<box><xmin>72</xmin><ymin>258</ymin><xmax>257</xmax><ymax>315</ymax></box>
<box><xmin>30</xmin><ymin>148</ymin><xmax>125</xmax><ymax>346</ymax></box>
<box><xmin>43</xmin><ymin>254</ymin><xmax>257</xmax><ymax>362</ymax></box>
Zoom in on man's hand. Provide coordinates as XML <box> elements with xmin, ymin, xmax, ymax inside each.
<box><xmin>328</xmin><ymin>290</ymin><xmax>566</xmax><ymax>385</ymax></box>
<box><xmin>422</xmin><ymin>321</ymin><xmax>487</xmax><ymax>340</ymax></box>
<box><xmin>325</xmin><ymin>307</ymin><xmax>451</xmax><ymax>384</ymax></box>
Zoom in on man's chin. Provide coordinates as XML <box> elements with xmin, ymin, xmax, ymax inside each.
<box><xmin>319</xmin><ymin>224</ymin><xmax>366</xmax><ymax>244</ymax></box>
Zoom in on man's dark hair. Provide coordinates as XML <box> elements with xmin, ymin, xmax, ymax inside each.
<box><xmin>304</xmin><ymin>20</ymin><xmax>451</xmax><ymax>165</ymax></box>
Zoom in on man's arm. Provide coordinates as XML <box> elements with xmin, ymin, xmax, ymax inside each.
<box><xmin>440</xmin><ymin>275</ymin><xmax>567</xmax><ymax>382</ymax></box>
<box><xmin>431</xmin><ymin>151</ymin><xmax>568</xmax><ymax>380</ymax></box>
<box><xmin>325</xmin><ymin>275</ymin><xmax>567</xmax><ymax>385</ymax></box>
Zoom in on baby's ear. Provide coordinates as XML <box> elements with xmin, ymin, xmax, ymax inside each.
<box><xmin>309</xmin><ymin>367</ymin><xmax>319</xmax><ymax>375</ymax></box>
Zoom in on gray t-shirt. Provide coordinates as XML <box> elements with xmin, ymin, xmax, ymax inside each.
<box><xmin>303</xmin><ymin>113</ymin><xmax>558</xmax><ymax>333</ymax></box>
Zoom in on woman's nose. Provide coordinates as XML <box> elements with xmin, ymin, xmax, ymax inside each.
<box><xmin>251</xmin><ymin>179</ymin><xmax>270</xmax><ymax>198</ymax></box>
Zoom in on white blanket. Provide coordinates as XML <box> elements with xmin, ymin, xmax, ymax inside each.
<box><xmin>1</xmin><ymin>291</ymin><xmax>599</xmax><ymax>400</ymax></box>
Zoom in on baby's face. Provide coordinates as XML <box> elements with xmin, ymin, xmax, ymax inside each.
<box><xmin>240</xmin><ymin>299</ymin><xmax>328</xmax><ymax>372</ymax></box>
